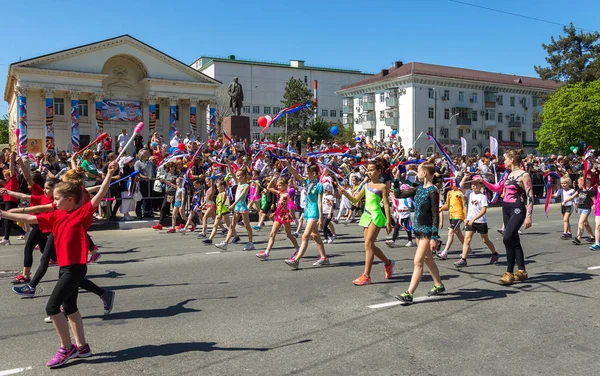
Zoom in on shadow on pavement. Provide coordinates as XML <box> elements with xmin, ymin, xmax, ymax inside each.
<box><xmin>86</xmin><ymin>270</ymin><xmax>127</xmax><ymax>279</ymax></box>
<box><xmin>526</xmin><ymin>272</ymin><xmax>594</xmax><ymax>283</ymax></box>
<box><xmin>431</xmin><ymin>288</ymin><xmax>519</xmax><ymax>302</ymax></box>
<box><xmin>83</xmin><ymin>298</ymin><xmax>201</xmax><ymax>321</ymax></box>
<box><xmin>98</xmin><ymin>247</ymin><xmax>140</xmax><ymax>255</ymax></box>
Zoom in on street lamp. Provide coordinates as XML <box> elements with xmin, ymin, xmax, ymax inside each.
<box><xmin>449</xmin><ymin>112</ymin><xmax>459</xmax><ymax>127</ymax></box>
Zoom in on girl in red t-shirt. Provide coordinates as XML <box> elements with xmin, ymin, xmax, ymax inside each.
<box><xmin>1</xmin><ymin>152</ymin><xmax>26</xmax><ymax>245</ymax></box>
<box><xmin>0</xmin><ymin>161</ymin><xmax>117</xmax><ymax>368</ymax></box>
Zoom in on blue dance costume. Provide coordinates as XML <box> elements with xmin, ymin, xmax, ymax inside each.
<box><xmin>398</xmin><ymin>185</ymin><xmax>440</xmax><ymax>240</ymax></box>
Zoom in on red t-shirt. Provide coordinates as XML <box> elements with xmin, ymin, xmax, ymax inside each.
<box><xmin>103</xmin><ymin>138</ymin><xmax>113</xmax><ymax>151</ymax></box>
<box><xmin>36</xmin><ymin>201</ymin><xmax>96</xmax><ymax>267</ymax></box>
<box><xmin>3</xmin><ymin>175</ymin><xmax>17</xmax><ymax>202</ymax></box>
<box><xmin>30</xmin><ymin>184</ymin><xmax>53</xmax><ymax>207</ymax></box>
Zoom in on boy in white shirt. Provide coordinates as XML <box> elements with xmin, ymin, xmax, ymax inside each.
<box><xmin>385</xmin><ymin>184</ymin><xmax>415</xmax><ymax>248</ymax></box>
<box><xmin>554</xmin><ymin>176</ymin><xmax>576</xmax><ymax>239</ymax></box>
<box><xmin>454</xmin><ymin>178</ymin><xmax>498</xmax><ymax>267</ymax></box>
<box><xmin>322</xmin><ymin>184</ymin><xmax>336</xmax><ymax>243</ymax></box>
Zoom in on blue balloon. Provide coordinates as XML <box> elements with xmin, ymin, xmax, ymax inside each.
<box><xmin>330</xmin><ymin>126</ymin><xmax>339</xmax><ymax>136</ymax></box>
<box><xmin>151</xmin><ymin>142</ymin><xmax>157</xmax><ymax>148</ymax></box>
<box><xmin>169</xmin><ymin>146</ymin><xmax>178</xmax><ymax>153</ymax></box>
<box><xmin>356</xmin><ymin>136</ymin><xmax>362</xmax><ymax>142</ymax></box>
<box><xmin>392</xmin><ymin>130</ymin><xmax>398</xmax><ymax>135</ymax></box>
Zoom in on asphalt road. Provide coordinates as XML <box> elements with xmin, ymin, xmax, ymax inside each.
<box><xmin>1</xmin><ymin>204</ymin><xmax>599</xmax><ymax>376</ymax></box>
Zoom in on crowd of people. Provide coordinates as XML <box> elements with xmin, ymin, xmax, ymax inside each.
<box><xmin>2</xmin><ymin>126</ymin><xmax>599</xmax><ymax>368</ymax></box>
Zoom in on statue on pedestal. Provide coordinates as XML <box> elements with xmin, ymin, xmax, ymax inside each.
<box><xmin>227</xmin><ymin>77</ymin><xmax>244</xmax><ymax>116</ymax></box>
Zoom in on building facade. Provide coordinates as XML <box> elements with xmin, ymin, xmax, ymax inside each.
<box><xmin>191</xmin><ymin>56</ymin><xmax>371</xmax><ymax>141</ymax></box>
<box><xmin>336</xmin><ymin>62</ymin><xmax>560</xmax><ymax>156</ymax></box>
<box><xmin>4</xmin><ymin>35</ymin><xmax>220</xmax><ymax>154</ymax></box>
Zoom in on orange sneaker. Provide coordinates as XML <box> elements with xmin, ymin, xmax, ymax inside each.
<box><xmin>352</xmin><ymin>275</ymin><xmax>371</xmax><ymax>286</ymax></box>
<box><xmin>384</xmin><ymin>260</ymin><xmax>395</xmax><ymax>279</ymax></box>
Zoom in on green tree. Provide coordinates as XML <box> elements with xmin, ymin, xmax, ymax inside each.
<box><xmin>298</xmin><ymin>117</ymin><xmax>330</xmax><ymax>144</ymax></box>
<box><xmin>534</xmin><ymin>23</ymin><xmax>600</xmax><ymax>83</ymax></box>
<box><xmin>536</xmin><ymin>79</ymin><xmax>600</xmax><ymax>154</ymax></box>
<box><xmin>281</xmin><ymin>77</ymin><xmax>314</xmax><ymax>132</ymax></box>
<box><xmin>0</xmin><ymin>115</ymin><xmax>8</xmax><ymax>144</ymax></box>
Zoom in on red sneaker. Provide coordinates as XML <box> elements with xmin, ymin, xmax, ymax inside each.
<box><xmin>12</xmin><ymin>274</ymin><xmax>31</xmax><ymax>285</ymax></box>
<box><xmin>384</xmin><ymin>260</ymin><xmax>395</xmax><ymax>279</ymax></box>
<box><xmin>190</xmin><ymin>225</ymin><xmax>196</xmax><ymax>232</ymax></box>
<box><xmin>167</xmin><ymin>228</ymin><xmax>176</xmax><ymax>233</ymax></box>
<box><xmin>177</xmin><ymin>224</ymin><xmax>185</xmax><ymax>230</ymax></box>
<box><xmin>352</xmin><ymin>275</ymin><xmax>371</xmax><ymax>286</ymax></box>
<box><xmin>152</xmin><ymin>224</ymin><xmax>163</xmax><ymax>230</ymax></box>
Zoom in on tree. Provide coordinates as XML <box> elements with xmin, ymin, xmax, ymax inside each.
<box><xmin>214</xmin><ymin>86</ymin><xmax>232</xmax><ymax>135</ymax></box>
<box><xmin>0</xmin><ymin>115</ymin><xmax>8</xmax><ymax>144</ymax></box>
<box><xmin>298</xmin><ymin>117</ymin><xmax>330</xmax><ymax>144</ymax></box>
<box><xmin>534</xmin><ymin>23</ymin><xmax>600</xmax><ymax>83</ymax></box>
<box><xmin>536</xmin><ymin>79</ymin><xmax>600</xmax><ymax>154</ymax></box>
<box><xmin>281</xmin><ymin>78</ymin><xmax>314</xmax><ymax>132</ymax></box>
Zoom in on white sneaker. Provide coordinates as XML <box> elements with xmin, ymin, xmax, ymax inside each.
<box><xmin>0</xmin><ymin>239</ymin><xmax>11</xmax><ymax>246</ymax></box>
<box><xmin>215</xmin><ymin>241</ymin><xmax>228</xmax><ymax>250</ymax></box>
<box><xmin>437</xmin><ymin>250</ymin><xmax>448</xmax><ymax>259</ymax></box>
<box><xmin>330</xmin><ymin>235</ymin><xmax>336</xmax><ymax>242</ymax></box>
<box><xmin>405</xmin><ymin>241</ymin><xmax>415</xmax><ymax>247</ymax></box>
<box><xmin>292</xmin><ymin>232</ymin><xmax>299</xmax><ymax>238</ymax></box>
<box><xmin>243</xmin><ymin>242</ymin><xmax>255</xmax><ymax>251</ymax></box>
<box><xmin>178</xmin><ymin>229</ymin><xmax>187</xmax><ymax>235</ymax></box>
<box><xmin>518</xmin><ymin>230</ymin><xmax>523</xmax><ymax>235</ymax></box>
<box><xmin>44</xmin><ymin>316</ymin><xmax>52</xmax><ymax>323</ymax></box>
<box><xmin>385</xmin><ymin>240</ymin><xmax>396</xmax><ymax>248</ymax></box>
<box><xmin>123</xmin><ymin>214</ymin><xmax>133</xmax><ymax>221</ymax></box>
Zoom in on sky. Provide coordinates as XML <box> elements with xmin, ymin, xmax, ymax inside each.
<box><xmin>1</xmin><ymin>0</ymin><xmax>598</xmax><ymax>118</ymax></box>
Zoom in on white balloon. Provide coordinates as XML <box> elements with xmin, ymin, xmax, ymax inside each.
<box><xmin>265</xmin><ymin>115</ymin><xmax>272</xmax><ymax>124</ymax></box>
<box><xmin>170</xmin><ymin>139</ymin><xmax>178</xmax><ymax>147</ymax></box>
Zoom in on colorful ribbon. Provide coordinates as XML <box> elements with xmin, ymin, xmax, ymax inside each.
<box><xmin>544</xmin><ymin>171</ymin><xmax>562</xmax><ymax>217</ymax></box>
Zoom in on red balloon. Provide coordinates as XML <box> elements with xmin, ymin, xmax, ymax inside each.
<box><xmin>258</xmin><ymin>116</ymin><xmax>267</xmax><ymax>128</ymax></box>
<box><xmin>178</xmin><ymin>143</ymin><xmax>186</xmax><ymax>152</ymax></box>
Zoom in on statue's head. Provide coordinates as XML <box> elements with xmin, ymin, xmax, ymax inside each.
<box><xmin>233</xmin><ymin>77</ymin><xmax>238</xmax><ymax>83</ymax></box>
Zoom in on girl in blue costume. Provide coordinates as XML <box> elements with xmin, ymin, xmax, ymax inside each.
<box><xmin>395</xmin><ymin>160</ymin><xmax>445</xmax><ymax>304</ymax></box>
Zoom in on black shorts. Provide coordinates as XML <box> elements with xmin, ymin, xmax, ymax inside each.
<box><xmin>261</xmin><ymin>201</ymin><xmax>273</xmax><ymax>215</ymax></box>
<box><xmin>465</xmin><ymin>222</ymin><xmax>488</xmax><ymax>234</ymax></box>
<box><xmin>449</xmin><ymin>219</ymin><xmax>463</xmax><ymax>230</ymax></box>
<box><xmin>561</xmin><ymin>205</ymin><xmax>573</xmax><ymax>215</ymax></box>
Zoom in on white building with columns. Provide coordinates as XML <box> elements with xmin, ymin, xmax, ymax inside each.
<box><xmin>190</xmin><ymin>55</ymin><xmax>371</xmax><ymax>141</ymax></box>
<box><xmin>3</xmin><ymin>35</ymin><xmax>220</xmax><ymax>154</ymax></box>
<box><xmin>336</xmin><ymin>61</ymin><xmax>560</xmax><ymax>156</ymax></box>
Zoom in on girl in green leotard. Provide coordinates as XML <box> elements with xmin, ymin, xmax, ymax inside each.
<box><xmin>339</xmin><ymin>158</ymin><xmax>394</xmax><ymax>286</ymax></box>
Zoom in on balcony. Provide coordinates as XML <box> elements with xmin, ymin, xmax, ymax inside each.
<box><xmin>533</xmin><ymin>121</ymin><xmax>542</xmax><ymax>129</ymax></box>
<box><xmin>385</xmin><ymin>96</ymin><xmax>399</xmax><ymax>107</ymax></box>
<box><xmin>508</xmin><ymin>120</ymin><xmax>522</xmax><ymax>130</ymax></box>
<box><xmin>485</xmin><ymin>120</ymin><xmax>497</xmax><ymax>129</ymax></box>
<box><xmin>456</xmin><ymin>117</ymin><xmax>471</xmax><ymax>129</ymax></box>
<box><xmin>342</xmin><ymin>105</ymin><xmax>353</xmax><ymax>114</ymax></box>
<box><xmin>360</xmin><ymin>114</ymin><xmax>376</xmax><ymax>130</ymax></box>
<box><xmin>485</xmin><ymin>102</ymin><xmax>496</xmax><ymax>108</ymax></box>
<box><xmin>385</xmin><ymin>117</ymin><xmax>399</xmax><ymax>128</ymax></box>
<box><xmin>342</xmin><ymin>115</ymin><xmax>354</xmax><ymax>126</ymax></box>
<box><xmin>362</xmin><ymin>102</ymin><xmax>375</xmax><ymax>111</ymax></box>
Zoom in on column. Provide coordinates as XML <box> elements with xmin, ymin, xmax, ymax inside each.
<box><xmin>198</xmin><ymin>101</ymin><xmax>208</xmax><ymax>141</ymax></box>
<box><xmin>145</xmin><ymin>96</ymin><xmax>157</xmax><ymax>138</ymax></box>
<box><xmin>42</xmin><ymin>89</ymin><xmax>55</xmax><ymax>155</ymax></box>
<box><xmin>68</xmin><ymin>91</ymin><xmax>80</xmax><ymax>152</ymax></box>
<box><xmin>93</xmin><ymin>92</ymin><xmax>104</xmax><ymax>138</ymax></box>
<box><xmin>189</xmin><ymin>98</ymin><xmax>197</xmax><ymax>140</ymax></box>
<box><xmin>169</xmin><ymin>97</ymin><xmax>178</xmax><ymax>140</ymax></box>
<box><xmin>15</xmin><ymin>87</ymin><xmax>28</xmax><ymax>155</ymax></box>
<box><xmin>179</xmin><ymin>99</ymin><xmax>190</xmax><ymax>140</ymax></box>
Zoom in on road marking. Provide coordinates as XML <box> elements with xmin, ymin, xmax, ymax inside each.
<box><xmin>0</xmin><ymin>367</ymin><xmax>33</xmax><ymax>376</ymax></box>
<box><xmin>368</xmin><ymin>296</ymin><xmax>434</xmax><ymax>309</ymax></box>
<box><xmin>587</xmin><ymin>266</ymin><xmax>600</xmax><ymax>270</ymax></box>
<box><xmin>205</xmin><ymin>251</ymin><xmax>221</xmax><ymax>255</ymax></box>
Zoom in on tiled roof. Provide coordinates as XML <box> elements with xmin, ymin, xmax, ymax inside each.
<box><xmin>340</xmin><ymin>62</ymin><xmax>561</xmax><ymax>91</ymax></box>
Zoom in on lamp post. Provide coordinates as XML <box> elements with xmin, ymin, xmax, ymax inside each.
<box><xmin>433</xmin><ymin>88</ymin><xmax>437</xmax><ymax>138</ymax></box>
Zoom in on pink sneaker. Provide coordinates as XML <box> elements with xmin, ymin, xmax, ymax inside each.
<box><xmin>256</xmin><ymin>251</ymin><xmax>269</xmax><ymax>260</ymax></box>
<box><xmin>88</xmin><ymin>253</ymin><xmax>101</xmax><ymax>263</ymax></box>
<box><xmin>47</xmin><ymin>345</ymin><xmax>79</xmax><ymax>368</ymax></box>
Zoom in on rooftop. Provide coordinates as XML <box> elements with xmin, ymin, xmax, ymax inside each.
<box><xmin>339</xmin><ymin>61</ymin><xmax>562</xmax><ymax>91</ymax></box>
<box><xmin>192</xmin><ymin>55</ymin><xmax>371</xmax><ymax>75</ymax></box>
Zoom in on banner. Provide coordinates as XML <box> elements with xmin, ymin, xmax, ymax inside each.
<box><xmin>170</xmin><ymin>105</ymin><xmax>177</xmax><ymax>140</ymax></box>
<box><xmin>45</xmin><ymin>97</ymin><xmax>55</xmax><ymax>154</ymax></box>
<box><xmin>102</xmin><ymin>100</ymin><xmax>142</xmax><ymax>121</ymax></box>
<box><xmin>190</xmin><ymin>106</ymin><xmax>197</xmax><ymax>135</ymax></box>
<box><xmin>71</xmin><ymin>99</ymin><xmax>80</xmax><ymax>151</ymax></box>
<box><xmin>28</xmin><ymin>139</ymin><xmax>42</xmax><ymax>153</ymax></box>
<box><xmin>490</xmin><ymin>136</ymin><xmax>498</xmax><ymax>157</ymax></box>
<box><xmin>460</xmin><ymin>137</ymin><xmax>467</xmax><ymax>156</ymax></box>
<box><xmin>95</xmin><ymin>100</ymin><xmax>103</xmax><ymax>138</ymax></box>
<box><xmin>17</xmin><ymin>95</ymin><xmax>28</xmax><ymax>155</ymax></box>
<box><xmin>209</xmin><ymin>108</ymin><xmax>216</xmax><ymax>140</ymax></box>
<box><xmin>149</xmin><ymin>104</ymin><xmax>156</xmax><ymax>134</ymax></box>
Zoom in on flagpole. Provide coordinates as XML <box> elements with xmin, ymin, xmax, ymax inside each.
<box><xmin>285</xmin><ymin>113</ymin><xmax>288</xmax><ymax>140</ymax></box>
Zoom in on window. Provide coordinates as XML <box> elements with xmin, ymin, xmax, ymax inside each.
<box><xmin>458</xmin><ymin>129</ymin><xmax>464</xmax><ymax>138</ymax></box>
<box><xmin>340</xmin><ymin>110</ymin><xmax>343</xmax><ymax>118</ymax></box>
<box><xmin>510</xmin><ymin>113</ymin><xmax>516</xmax><ymax>122</ymax></box>
<box><xmin>252</xmin><ymin>119</ymin><xmax>258</xmax><ymax>127</ymax></box>
<box><xmin>77</xmin><ymin>100</ymin><xmax>88</xmax><ymax>117</ymax></box>
<box><xmin>485</xmin><ymin>109</ymin><xmax>496</xmax><ymax>121</ymax></box>
<box><xmin>532</xmin><ymin>96</ymin><xmax>539</xmax><ymax>107</ymax></box>
<box><xmin>522</xmin><ymin>115</ymin><xmax>526</xmax><ymax>124</ymax></box>
<box><xmin>368</xmin><ymin>130</ymin><xmax>375</xmax><ymax>139</ymax></box>
<box><xmin>522</xmin><ymin>131</ymin><xmax>527</xmax><ymax>142</ymax></box>
<box><xmin>252</xmin><ymin>132</ymin><xmax>261</xmax><ymax>141</ymax></box>
<box><xmin>156</xmin><ymin>104</ymin><xmax>160</xmax><ymax>120</ymax></box>
<box><xmin>322</xmin><ymin>109</ymin><xmax>329</xmax><ymax>117</ymax></box>
<box><xmin>458</xmin><ymin>91</ymin><xmax>464</xmax><ymax>102</ymax></box>
<box><xmin>253</xmin><ymin>106</ymin><xmax>260</xmax><ymax>114</ymax></box>
<box><xmin>498</xmin><ymin>130</ymin><xmax>503</xmax><ymax>141</ymax></box>
<box><xmin>264</xmin><ymin>106</ymin><xmax>271</xmax><ymax>115</ymax></box>
<box><xmin>510</xmin><ymin>131</ymin><xmax>515</xmax><ymax>142</ymax></box>
<box><xmin>472</xmin><ymin>130</ymin><xmax>477</xmax><ymax>140</ymax></box>
<box><xmin>329</xmin><ymin>110</ymin><xmax>336</xmax><ymax>118</ymax></box>
<box><xmin>498</xmin><ymin>112</ymin><xmax>503</xmax><ymax>122</ymax></box>
<box><xmin>54</xmin><ymin>98</ymin><xmax>65</xmax><ymax>116</ymax></box>
<box><xmin>243</xmin><ymin>105</ymin><xmax>250</xmax><ymax>114</ymax></box>
<box><xmin>484</xmin><ymin>130</ymin><xmax>489</xmax><ymax>138</ymax></box>
<box><xmin>175</xmin><ymin>106</ymin><xmax>179</xmax><ymax>121</ymax></box>
<box><xmin>273</xmin><ymin>106</ymin><xmax>280</xmax><ymax>114</ymax></box>
<box><xmin>471</xmin><ymin>93</ymin><xmax>478</xmax><ymax>103</ymax></box>
<box><xmin>497</xmin><ymin>95</ymin><xmax>503</xmax><ymax>105</ymax></box>
<box><xmin>444</xmin><ymin>109</ymin><xmax>450</xmax><ymax>119</ymax></box>
<box><xmin>304</xmin><ymin>76</ymin><xmax>308</xmax><ymax>84</ymax></box>
<box><xmin>380</xmin><ymin>130</ymin><xmax>385</xmax><ymax>140</ymax></box>
<box><xmin>443</xmin><ymin>90</ymin><xmax>450</xmax><ymax>100</ymax></box>
<box><xmin>428</xmin><ymin>127</ymin><xmax>434</xmax><ymax>135</ymax></box>
<box><xmin>379</xmin><ymin>93</ymin><xmax>385</xmax><ymax>103</ymax></box>
<box><xmin>380</xmin><ymin>110</ymin><xmax>385</xmax><ymax>121</ymax></box>
<box><xmin>510</xmin><ymin>96</ymin><xmax>515</xmax><ymax>106</ymax></box>
<box><xmin>471</xmin><ymin>110</ymin><xmax>478</xmax><ymax>121</ymax></box>
<box><xmin>428</xmin><ymin>107</ymin><xmax>434</xmax><ymax>119</ymax></box>
<box><xmin>428</xmin><ymin>88</ymin><xmax>435</xmax><ymax>99</ymax></box>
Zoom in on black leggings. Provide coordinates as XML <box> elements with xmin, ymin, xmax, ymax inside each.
<box><xmin>392</xmin><ymin>217</ymin><xmax>412</xmax><ymax>242</ymax></box>
<box><xmin>3</xmin><ymin>201</ymin><xmax>26</xmax><ymax>240</ymax></box>
<box><xmin>46</xmin><ymin>264</ymin><xmax>87</xmax><ymax>316</ymax></box>
<box><xmin>30</xmin><ymin>234</ymin><xmax>103</xmax><ymax>300</ymax></box>
<box><xmin>23</xmin><ymin>224</ymin><xmax>48</xmax><ymax>268</ymax></box>
<box><xmin>502</xmin><ymin>206</ymin><xmax>526</xmax><ymax>273</ymax></box>
<box><xmin>323</xmin><ymin>214</ymin><xmax>333</xmax><ymax>239</ymax></box>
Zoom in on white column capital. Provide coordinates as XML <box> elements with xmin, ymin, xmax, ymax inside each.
<box><xmin>169</xmin><ymin>97</ymin><xmax>178</xmax><ymax>106</ymax></box>
<box><xmin>92</xmin><ymin>92</ymin><xmax>104</xmax><ymax>102</ymax></box>
<box><xmin>42</xmin><ymin>89</ymin><xmax>55</xmax><ymax>98</ymax></box>
<box><xmin>14</xmin><ymin>86</ymin><xmax>27</xmax><ymax>97</ymax></box>
<box><xmin>143</xmin><ymin>95</ymin><xmax>158</xmax><ymax>104</ymax></box>
<box><xmin>66</xmin><ymin>90</ymin><xmax>80</xmax><ymax>100</ymax></box>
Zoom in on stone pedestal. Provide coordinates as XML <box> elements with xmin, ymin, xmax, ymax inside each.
<box><xmin>223</xmin><ymin>116</ymin><xmax>251</xmax><ymax>141</ymax></box>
